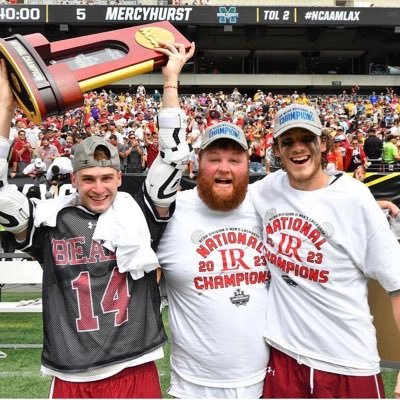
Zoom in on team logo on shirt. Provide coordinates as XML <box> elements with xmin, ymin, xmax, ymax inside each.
<box><xmin>191</xmin><ymin>227</ymin><xmax>270</xmax><ymax>296</ymax></box>
<box><xmin>88</xmin><ymin>222</ymin><xmax>95</xmax><ymax>229</ymax></box>
<box><xmin>230</xmin><ymin>288</ymin><xmax>250</xmax><ymax>306</ymax></box>
<box><xmin>263</xmin><ymin>210</ymin><xmax>331</xmax><ymax>285</ymax></box>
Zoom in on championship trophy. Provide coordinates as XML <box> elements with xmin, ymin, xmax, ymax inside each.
<box><xmin>0</xmin><ymin>21</ymin><xmax>191</xmax><ymax>124</ymax></box>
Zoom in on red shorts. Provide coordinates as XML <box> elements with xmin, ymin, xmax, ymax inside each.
<box><xmin>262</xmin><ymin>348</ymin><xmax>385</xmax><ymax>398</ymax></box>
<box><xmin>50</xmin><ymin>361</ymin><xmax>162</xmax><ymax>399</ymax></box>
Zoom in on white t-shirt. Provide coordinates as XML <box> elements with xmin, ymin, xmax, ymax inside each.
<box><xmin>25</xmin><ymin>127</ymin><xmax>41</xmax><ymax>148</ymax></box>
<box><xmin>157</xmin><ymin>189</ymin><xmax>269</xmax><ymax>389</ymax></box>
<box><xmin>249</xmin><ymin>169</ymin><xmax>400</xmax><ymax>374</ymax></box>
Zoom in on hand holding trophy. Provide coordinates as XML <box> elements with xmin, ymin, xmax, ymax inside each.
<box><xmin>0</xmin><ymin>20</ymin><xmax>191</xmax><ymax>123</ymax></box>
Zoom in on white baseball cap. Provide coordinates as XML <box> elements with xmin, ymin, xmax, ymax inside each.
<box><xmin>273</xmin><ymin>104</ymin><xmax>323</xmax><ymax>138</ymax></box>
<box><xmin>201</xmin><ymin>122</ymin><xmax>248</xmax><ymax>150</ymax></box>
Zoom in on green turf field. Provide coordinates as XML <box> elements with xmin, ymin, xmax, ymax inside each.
<box><xmin>0</xmin><ymin>292</ymin><xmax>398</xmax><ymax>398</ymax></box>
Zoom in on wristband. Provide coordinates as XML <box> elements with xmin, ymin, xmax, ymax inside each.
<box><xmin>163</xmin><ymin>85</ymin><xmax>178</xmax><ymax>89</ymax></box>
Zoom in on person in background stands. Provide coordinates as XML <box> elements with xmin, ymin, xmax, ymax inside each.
<box><xmin>10</xmin><ymin>129</ymin><xmax>33</xmax><ymax>178</ymax></box>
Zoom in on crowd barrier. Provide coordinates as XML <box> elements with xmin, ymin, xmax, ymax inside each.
<box><xmin>0</xmin><ymin>253</ymin><xmax>42</xmax><ymax>312</ymax></box>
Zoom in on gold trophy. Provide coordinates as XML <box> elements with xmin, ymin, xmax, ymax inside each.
<box><xmin>0</xmin><ymin>21</ymin><xmax>191</xmax><ymax>123</ymax></box>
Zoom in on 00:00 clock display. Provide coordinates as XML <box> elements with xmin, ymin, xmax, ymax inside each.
<box><xmin>0</xmin><ymin>7</ymin><xmax>41</xmax><ymax>21</ymax></box>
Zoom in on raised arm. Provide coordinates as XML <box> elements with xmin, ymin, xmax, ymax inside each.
<box><xmin>0</xmin><ymin>59</ymin><xmax>16</xmax><ymax>187</ymax></box>
<box><xmin>145</xmin><ymin>41</ymin><xmax>195</xmax><ymax>218</ymax></box>
<box><xmin>0</xmin><ymin>59</ymin><xmax>30</xmax><ymax>241</ymax></box>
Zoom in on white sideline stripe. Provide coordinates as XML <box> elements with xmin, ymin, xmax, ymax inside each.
<box><xmin>0</xmin><ymin>371</ymin><xmax>49</xmax><ymax>378</ymax></box>
<box><xmin>0</xmin><ymin>344</ymin><xmax>42</xmax><ymax>348</ymax></box>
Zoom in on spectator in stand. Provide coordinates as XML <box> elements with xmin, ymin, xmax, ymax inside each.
<box><xmin>136</xmin><ymin>83</ymin><xmax>146</xmax><ymax>100</ymax></box>
<box><xmin>355</xmin><ymin>128</ymin><xmax>366</xmax><ymax>144</ymax></box>
<box><xmin>230</xmin><ymin>88</ymin><xmax>242</xmax><ymax>103</ymax></box>
<box><xmin>67</xmin><ymin>124</ymin><xmax>80</xmax><ymax>138</ymax></box>
<box><xmin>188</xmin><ymin>118</ymin><xmax>206</xmax><ymax>148</ymax></box>
<box><xmin>69</xmin><ymin>134</ymin><xmax>84</xmax><ymax>159</ymax></box>
<box><xmin>46</xmin><ymin>127</ymin><xmax>63</xmax><ymax>154</ymax></box>
<box><xmin>249</xmin><ymin>128</ymin><xmax>266</xmax><ymax>173</ymax></box>
<box><xmin>9</xmin><ymin>119</ymin><xmax>27</xmax><ymax>142</ymax></box>
<box><xmin>63</xmin><ymin>112</ymin><xmax>78</xmax><ymax>130</ymax></box>
<box><xmin>143</xmin><ymin>131</ymin><xmax>159</xmax><ymax>170</ymax></box>
<box><xmin>10</xmin><ymin>129</ymin><xmax>33</xmax><ymax>178</ymax></box>
<box><xmin>105</xmin><ymin>121</ymin><xmax>124</xmax><ymax>144</ymax></box>
<box><xmin>109</xmin><ymin>133</ymin><xmax>128</xmax><ymax>172</ymax></box>
<box><xmin>363</xmin><ymin>128</ymin><xmax>383</xmax><ymax>160</ymax></box>
<box><xmin>152</xmin><ymin>89</ymin><xmax>161</xmax><ymax>104</ymax></box>
<box><xmin>383</xmin><ymin>107</ymin><xmax>395</xmax><ymax>129</ymax></box>
<box><xmin>338</xmin><ymin>114</ymin><xmax>349</xmax><ymax>133</ymax></box>
<box><xmin>187</xmin><ymin>142</ymin><xmax>200</xmax><ymax>179</ymax></box>
<box><xmin>61</xmin><ymin>135</ymin><xmax>74</xmax><ymax>158</ymax></box>
<box><xmin>338</xmin><ymin>89</ymin><xmax>349</xmax><ymax>102</ymax></box>
<box><xmin>382</xmin><ymin>134</ymin><xmax>400</xmax><ymax>165</ymax></box>
<box><xmin>125</xmin><ymin>133</ymin><xmax>144</xmax><ymax>173</ymax></box>
<box><xmin>23</xmin><ymin>157</ymin><xmax>47</xmax><ymax>179</ymax></box>
<box><xmin>390</xmin><ymin>118</ymin><xmax>400</xmax><ymax>135</ymax></box>
<box><xmin>351</xmin><ymin>84</ymin><xmax>360</xmax><ymax>99</ymax></box>
<box><xmin>25</xmin><ymin>120</ymin><xmax>41</xmax><ymax>149</ymax></box>
<box><xmin>370</xmin><ymin>91</ymin><xmax>379</xmax><ymax>105</ymax></box>
<box><xmin>334</xmin><ymin>130</ymin><xmax>352</xmax><ymax>171</ymax></box>
<box><xmin>327</xmin><ymin>133</ymin><xmax>344</xmax><ymax>172</ymax></box>
<box><xmin>90</xmin><ymin>103</ymin><xmax>100</xmax><ymax>122</ymax></box>
<box><xmin>347</xmin><ymin>135</ymin><xmax>368</xmax><ymax>173</ymax></box>
<box><xmin>365</xmin><ymin>100</ymin><xmax>374</xmax><ymax>118</ymax></box>
<box><xmin>37</xmin><ymin>135</ymin><xmax>60</xmax><ymax>170</ymax></box>
<box><xmin>206</xmin><ymin>108</ymin><xmax>221</xmax><ymax>127</ymax></box>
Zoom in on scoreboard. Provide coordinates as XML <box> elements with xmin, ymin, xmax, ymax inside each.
<box><xmin>0</xmin><ymin>5</ymin><xmax>400</xmax><ymax>26</ymax></box>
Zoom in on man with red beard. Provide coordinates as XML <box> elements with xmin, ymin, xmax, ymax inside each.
<box><xmin>157</xmin><ymin>122</ymin><xmax>270</xmax><ymax>398</ymax></box>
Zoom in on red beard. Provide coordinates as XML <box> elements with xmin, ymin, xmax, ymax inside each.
<box><xmin>197</xmin><ymin>169</ymin><xmax>248</xmax><ymax>211</ymax></box>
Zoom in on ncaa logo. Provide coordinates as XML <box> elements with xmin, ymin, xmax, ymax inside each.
<box><xmin>217</xmin><ymin>7</ymin><xmax>239</xmax><ymax>24</ymax></box>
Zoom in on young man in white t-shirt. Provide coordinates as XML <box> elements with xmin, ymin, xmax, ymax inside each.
<box><xmin>250</xmin><ymin>103</ymin><xmax>400</xmax><ymax>398</ymax></box>
<box><xmin>0</xmin><ymin>42</ymin><xmax>195</xmax><ymax>399</ymax></box>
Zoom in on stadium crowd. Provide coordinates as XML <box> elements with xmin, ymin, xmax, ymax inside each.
<box><xmin>7</xmin><ymin>84</ymin><xmax>400</xmax><ymax>184</ymax></box>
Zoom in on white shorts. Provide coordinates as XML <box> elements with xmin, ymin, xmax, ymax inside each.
<box><xmin>168</xmin><ymin>369</ymin><xmax>264</xmax><ymax>399</ymax></box>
